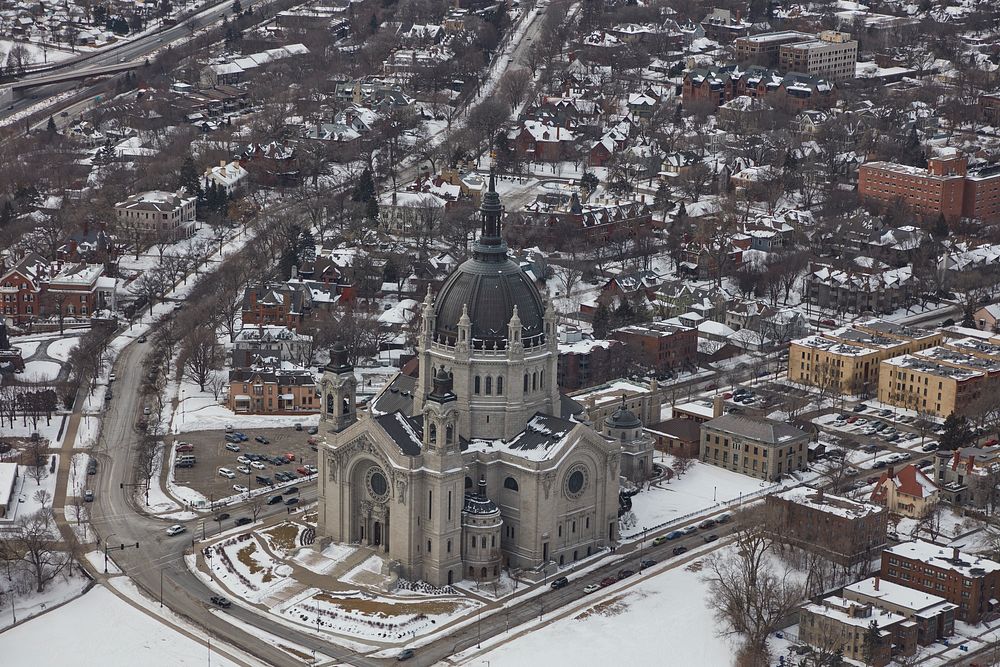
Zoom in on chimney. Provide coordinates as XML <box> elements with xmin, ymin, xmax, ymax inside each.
<box><xmin>953</xmin><ymin>547</ymin><xmax>960</xmax><ymax>561</ymax></box>
<box><xmin>952</xmin><ymin>450</ymin><xmax>961</xmax><ymax>471</ymax></box>
<box><xmin>817</xmin><ymin>487</ymin><xmax>824</xmax><ymax>503</ymax></box>
<box><xmin>220</xmin><ymin>160</ymin><xmax>226</xmax><ymax>168</ymax></box>
<box><xmin>887</xmin><ymin>465</ymin><xmax>894</xmax><ymax>479</ymax></box>
<box><xmin>967</xmin><ymin>455</ymin><xmax>975</xmax><ymax>474</ymax></box>
<box><xmin>874</xmin><ymin>576</ymin><xmax>879</xmax><ymax>591</ymax></box>
<box><xmin>712</xmin><ymin>395</ymin><xmax>724</xmax><ymax>418</ymax></box>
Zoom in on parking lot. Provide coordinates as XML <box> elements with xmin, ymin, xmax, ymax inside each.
<box><xmin>167</xmin><ymin>426</ymin><xmax>321</xmax><ymax>503</ymax></box>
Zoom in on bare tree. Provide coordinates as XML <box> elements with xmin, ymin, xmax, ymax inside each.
<box><xmin>179</xmin><ymin>325</ymin><xmax>221</xmax><ymax>392</ymax></box>
<box><xmin>24</xmin><ymin>438</ymin><xmax>49</xmax><ymax>486</ymax></box>
<box><xmin>5</xmin><ymin>509</ymin><xmax>71</xmax><ymax>592</ymax></box>
<box><xmin>499</xmin><ymin>68</ymin><xmax>532</xmax><ymax>112</ymax></box>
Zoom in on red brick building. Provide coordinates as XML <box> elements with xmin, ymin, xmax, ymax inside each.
<box><xmin>882</xmin><ymin>541</ymin><xmax>1000</xmax><ymax>623</ymax></box>
<box><xmin>241</xmin><ymin>284</ymin><xmax>311</xmax><ymax>331</ymax></box>
<box><xmin>0</xmin><ymin>253</ymin><xmax>49</xmax><ymax>325</ymax></box>
<box><xmin>1</xmin><ymin>255</ymin><xmax>114</xmax><ymax>324</ymax></box>
<box><xmin>512</xmin><ymin>121</ymin><xmax>576</xmax><ymax>162</ymax></box>
<box><xmin>611</xmin><ymin>320</ymin><xmax>698</xmax><ymax>374</ymax></box>
<box><xmin>227</xmin><ymin>361</ymin><xmax>318</xmax><ymax>415</ymax></box>
<box><xmin>859</xmin><ymin>152</ymin><xmax>1000</xmax><ymax>224</ymax></box>
<box><xmin>557</xmin><ymin>330</ymin><xmax>623</xmax><ymax>391</ymax></box>
<box><xmin>682</xmin><ymin>65</ymin><xmax>835</xmax><ymax>111</ymax></box>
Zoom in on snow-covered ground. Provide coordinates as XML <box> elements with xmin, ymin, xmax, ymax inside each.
<box><xmin>10</xmin><ymin>339</ymin><xmax>41</xmax><ymax>358</ymax></box>
<box><xmin>0</xmin><ymin>456</ymin><xmax>60</xmax><ymax>526</ymax></box>
<box><xmin>470</xmin><ymin>548</ymin><xmax>741</xmax><ymax>666</ymax></box>
<box><xmin>0</xmin><ymin>567</ymin><xmax>91</xmax><ymax>632</ymax></box>
<box><xmin>46</xmin><ymin>336</ymin><xmax>79</xmax><ymax>362</ymax></box>
<box><xmin>20</xmin><ymin>359</ymin><xmax>62</xmax><ymax>381</ymax></box>
<box><xmin>68</xmin><ymin>452</ymin><xmax>90</xmax><ymax>497</ymax></box>
<box><xmin>1</xmin><ymin>584</ymin><xmax>247</xmax><ymax>666</ymax></box>
<box><xmin>205</xmin><ymin>534</ymin><xmax>296</xmax><ymax>604</ymax></box>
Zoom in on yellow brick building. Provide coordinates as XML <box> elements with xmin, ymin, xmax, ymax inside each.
<box><xmin>877</xmin><ymin>344</ymin><xmax>1000</xmax><ymax>417</ymax></box>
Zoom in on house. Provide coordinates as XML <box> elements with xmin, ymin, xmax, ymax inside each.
<box><xmin>611</xmin><ymin>321</ymin><xmax>698</xmax><ymax>374</ymax></box>
<box><xmin>202</xmin><ymin>160</ymin><xmax>249</xmax><ymax>196</ymax></box>
<box><xmin>645</xmin><ymin>419</ymin><xmax>701</xmax><ymax>458</ymax></box>
<box><xmin>241</xmin><ymin>284</ymin><xmax>311</xmax><ymax>331</ymax></box>
<box><xmin>227</xmin><ymin>359</ymin><xmax>318</xmax><ymax>415</ymax></box>
<box><xmin>843</xmin><ymin>576</ymin><xmax>956</xmax><ymax>646</ymax></box>
<box><xmin>377</xmin><ymin>191</ymin><xmax>448</xmax><ymax>238</ymax></box>
<box><xmin>799</xmin><ymin>595</ymin><xmax>915</xmax><ymax>667</ymax></box>
<box><xmin>46</xmin><ymin>263</ymin><xmax>117</xmax><ymax>320</ymax></box>
<box><xmin>0</xmin><ymin>253</ymin><xmax>50</xmax><ymax>325</ymax></box>
<box><xmin>512</xmin><ymin>121</ymin><xmax>576</xmax><ymax>162</ymax></box>
<box><xmin>232</xmin><ymin>325</ymin><xmax>314</xmax><ymax>367</ymax></box>
<box><xmin>238</xmin><ymin>142</ymin><xmax>299</xmax><ymax>187</ymax></box>
<box><xmin>700</xmin><ymin>414</ymin><xmax>810</xmax><ymax>481</ymax></box>
<box><xmin>765</xmin><ymin>487</ymin><xmax>888</xmax><ymax>566</ymax></box>
<box><xmin>974</xmin><ymin>304</ymin><xmax>1000</xmax><ymax>333</ymax></box>
<box><xmin>557</xmin><ymin>327</ymin><xmax>623</xmax><ymax>391</ymax></box>
<box><xmin>870</xmin><ymin>465</ymin><xmax>940</xmax><ymax>518</ymax></box>
<box><xmin>932</xmin><ymin>446</ymin><xmax>1000</xmax><ymax>508</ymax></box>
<box><xmin>114</xmin><ymin>190</ymin><xmax>197</xmax><ymax>243</ymax></box>
<box><xmin>882</xmin><ymin>541</ymin><xmax>1000</xmax><ymax>623</ymax></box>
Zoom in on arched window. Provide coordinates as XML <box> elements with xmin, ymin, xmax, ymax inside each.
<box><xmin>497</xmin><ymin>376</ymin><xmax>503</xmax><ymax>394</ymax></box>
<box><xmin>539</xmin><ymin>370</ymin><xmax>544</xmax><ymax>389</ymax></box>
<box><xmin>326</xmin><ymin>393</ymin><xmax>334</xmax><ymax>414</ymax></box>
<box><xmin>504</xmin><ymin>476</ymin><xmax>519</xmax><ymax>492</ymax></box>
<box><xmin>481</xmin><ymin>536</ymin><xmax>487</xmax><ymax>548</ymax></box>
<box><xmin>446</xmin><ymin>425</ymin><xmax>454</xmax><ymax>444</ymax></box>
<box><xmin>465</xmin><ymin>476</ymin><xmax>473</xmax><ymax>489</ymax></box>
<box><xmin>481</xmin><ymin>567</ymin><xmax>487</xmax><ymax>579</ymax></box>
<box><xmin>429</xmin><ymin>423</ymin><xmax>437</xmax><ymax>443</ymax></box>
<box><xmin>532</xmin><ymin>371</ymin><xmax>538</xmax><ymax>391</ymax></box>
<box><xmin>485</xmin><ymin>376</ymin><xmax>492</xmax><ymax>395</ymax></box>
<box><xmin>343</xmin><ymin>396</ymin><xmax>351</xmax><ymax>414</ymax></box>
<box><xmin>523</xmin><ymin>374</ymin><xmax>529</xmax><ymax>393</ymax></box>
<box><xmin>474</xmin><ymin>376</ymin><xmax>481</xmax><ymax>394</ymax></box>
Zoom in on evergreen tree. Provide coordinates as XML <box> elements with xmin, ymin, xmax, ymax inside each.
<box><xmin>369</xmin><ymin>13</ymin><xmax>378</xmax><ymax>34</ymax></box>
<box><xmin>232</xmin><ymin>0</ymin><xmax>242</xmax><ymax>14</ymax></box>
<box><xmin>352</xmin><ymin>167</ymin><xmax>376</xmax><ymax>202</ymax></box>
<box><xmin>861</xmin><ymin>619</ymin><xmax>881</xmax><ymax>666</ymax></box>
<box><xmin>580</xmin><ymin>171</ymin><xmax>599</xmax><ymax>192</ymax></box>
<box><xmin>0</xmin><ymin>200</ymin><xmax>13</xmax><ymax>228</ymax></box>
<box><xmin>675</xmin><ymin>201</ymin><xmax>687</xmax><ymax>220</ymax></box>
<box><xmin>654</xmin><ymin>181</ymin><xmax>671</xmax><ymax>213</ymax></box>
<box><xmin>46</xmin><ymin>115</ymin><xmax>56</xmax><ymax>134</ymax></box>
<box><xmin>939</xmin><ymin>414</ymin><xmax>973</xmax><ymax>451</ymax></box>
<box><xmin>931</xmin><ymin>213</ymin><xmax>949</xmax><ymax>241</ymax></box>
<box><xmin>366</xmin><ymin>197</ymin><xmax>379</xmax><ymax>222</ymax></box>
<box><xmin>178</xmin><ymin>154</ymin><xmax>203</xmax><ymax>200</ymax></box>
<box><xmin>592</xmin><ymin>301</ymin><xmax>611</xmax><ymax>338</ymax></box>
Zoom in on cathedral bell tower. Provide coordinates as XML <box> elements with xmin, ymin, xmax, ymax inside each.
<box><xmin>421</xmin><ymin>366</ymin><xmax>464</xmax><ymax>586</ymax></box>
<box><xmin>321</xmin><ymin>341</ymin><xmax>357</xmax><ymax>433</ymax></box>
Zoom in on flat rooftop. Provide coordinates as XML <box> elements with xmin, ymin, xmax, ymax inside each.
<box><xmin>774</xmin><ymin>486</ymin><xmax>883</xmax><ymax>520</ymax></box>
<box><xmin>886</xmin><ymin>540</ymin><xmax>1000</xmax><ymax>577</ymax></box>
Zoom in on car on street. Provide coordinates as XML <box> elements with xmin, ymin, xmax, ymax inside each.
<box><xmin>143</xmin><ymin>406</ymin><xmax>151</xmax><ymax>415</ymax></box>
<box><xmin>84</xmin><ymin>489</ymin><xmax>94</xmax><ymax>502</ymax></box>
<box><xmin>640</xmin><ymin>559</ymin><xmax>656</xmax><ymax>568</ymax></box>
<box><xmin>225</xmin><ymin>442</ymin><xmax>241</xmax><ymax>452</ymax></box>
<box><xmin>716</xmin><ymin>512</ymin><xmax>733</xmax><ymax>523</ymax></box>
<box><xmin>87</xmin><ymin>459</ymin><xmax>97</xmax><ymax>474</ymax></box>
<box><xmin>583</xmin><ymin>584</ymin><xmax>600</xmax><ymax>594</ymax></box>
<box><xmin>109</xmin><ymin>372</ymin><xmax>116</xmax><ymax>382</ymax></box>
<box><xmin>617</xmin><ymin>569</ymin><xmax>634</xmax><ymax>580</ymax></box>
<box><xmin>664</xmin><ymin>530</ymin><xmax>683</xmax><ymax>540</ymax></box>
<box><xmin>284</xmin><ymin>497</ymin><xmax>299</xmax><ymax>506</ymax></box>
<box><xmin>286</xmin><ymin>486</ymin><xmax>299</xmax><ymax>494</ymax></box>
<box><xmin>209</xmin><ymin>596</ymin><xmax>231</xmax><ymax>608</ymax></box>
<box><xmin>215</xmin><ymin>513</ymin><xmax>230</xmax><ymax>521</ymax></box>
<box><xmin>698</xmin><ymin>518</ymin><xmax>717</xmax><ymax>530</ymax></box>
<box><xmin>679</xmin><ymin>525</ymin><xmax>697</xmax><ymax>536</ymax></box>
<box><xmin>267</xmin><ymin>495</ymin><xmax>283</xmax><ymax>505</ymax></box>
<box><xmin>235</xmin><ymin>517</ymin><xmax>252</xmax><ymax>526</ymax></box>
<box><xmin>137</xmin><ymin>335</ymin><xmax>147</xmax><ymax>343</ymax></box>
<box><xmin>396</xmin><ymin>649</ymin><xmax>414</xmax><ymax>661</ymax></box>
<box><xmin>922</xmin><ymin>442</ymin><xmax>939</xmax><ymax>452</ymax></box>
<box><xmin>251</xmin><ymin>461</ymin><xmax>266</xmax><ymax>470</ymax></box>
<box><xmin>550</xmin><ymin>576</ymin><xmax>569</xmax><ymax>589</ymax></box>
<box><xmin>254</xmin><ymin>436</ymin><xmax>270</xmax><ymax>444</ymax></box>
<box><xmin>672</xmin><ymin>546</ymin><xmax>688</xmax><ymax>556</ymax></box>
<box><xmin>599</xmin><ymin>577</ymin><xmax>617</xmax><ymax>587</ymax></box>
<box><xmin>233</xmin><ymin>484</ymin><xmax>248</xmax><ymax>493</ymax></box>
<box><xmin>166</xmin><ymin>524</ymin><xmax>187</xmax><ymax>536</ymax></box>
<box><xmin>307</xmin><ymin>426</ymin><xmax>318</xmax><ymax>435</ymax></box>
<box><xmin>704</xmin><ymin>534</ymin><xmax>719</xmax><ymax>543</ymax></box>
<box><xmin>218</xmin><ymin>467</ymin><xmax>236</xmax><ymax>479</ymax></box>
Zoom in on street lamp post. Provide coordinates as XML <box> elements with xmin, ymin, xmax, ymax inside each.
<box><xmin>159</xmin><ymin>568</ymin><xmax>163</xmax><ymax>608</ymax></box>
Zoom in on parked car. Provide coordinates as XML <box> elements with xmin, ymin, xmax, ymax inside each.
<box><xmin>137</xmin><ymin>335</ymin><xmax>147</xmax><ymax>343</ymax></box>
<box><xmin>664</xmin><ymin>530</ymin><xmax>683</xmax><ymax>540</ymax></box>
<box><xmin>255</xmin><ymin>475</ymin><xmax>272</xmax><ymax>486</ymax></box>
<box><xmin>307</xmin><ymin>426</ymin><xmax>318</xmax><ymax>435</ymax></box>
<box><xmin>250</xmin><ymin>461</ymin><xmax>266</xmax><ymax>470</ymax></box>
<box><xmin>215</xmin><ymin>513</ymin><xmax>230</xmax><ymax>521</ymax></box>
<box><xmin>234</xmin><ymin>517</ymin><xmax>252</xmax><ymax>526</ymax></box>
<box><xmin>297</xmin><ymin>466</ymin><xmax>310</xmax><ymax>476</ymax></box>
<box><xmin>233</xmin><ymin>432</ymin><xmax>248</xmax><ymax>442</ymax></box>
<box><xmin>166</xmin><ymin>524</ymin><xmax>187</xmax><ymax>536</ymax></box>
<box><xmin>617</xmin><ymin>569</ymin><xmax>634</xmax><ymax>580</ymax></box>
<box><xmin>922</xmin><ymin>442</ymin><xmax>939</xmax><ymax>452</ymax></box>
<box><xmin>852</xmin><ymin>404</ymin><xmax>867</xmax><ymax>412</ymax></box>
<box><xmin>287</xmin><ymin>486</ymin><xmax>299</xmax><ymax>494</ymax></box>
<box><xmin>819</xmin><ymin>318</ymin><xmax>836</xmax><ymax>326</ymax></box>
<box><xmin>225</xmin><ymin>442</ymin><xmax>241</xmax><ymax>452</ymax></box>
<box><xmin>640</xmin><ymin>559</ymin><xmax>656</xmax><ymax>568</ymax></box>
<box><xmin>599</xmin><ymin>577</ymin><xmax>617</xmax><ymax>587</ymax></box>
<box><xmin>716</xmin><ymin>512</ymin><xmax>733</xmax><ymax>523</ymax></box>
<box><xmin>294</xmin><ymin>423</ymin><xmax>303</xmax><ymax>431</ymax></box>
<box><xmin>210</xmin><ymin>596</ymin><xmax>231</xmax><ymax>608</ymax></box>
<box><xmin>550</xmin><ymin>576</ymin><xmax>569</xmax><ymax>589</ymax></box>
<box><xmin>87</xmin><ymin>459</ymin><xmax>97</xmax><ymax>475</ymax></box>
<box><xmin>175</xmin><ymin>443</ymin><xmax>195</xmax><ymax>453</ymax></box>
<box><xmin>672</xmin><ymin>546</ymin><xmax>688</xmax><ymax>556</ymax></box>
<box><xmin>236</xmin><ymin>455</ymin><xmax>250</xmax><ymax>464</ymax></box>
<box><xmin>254</xmin><ymin>436</ymin><xmax>270</xmax><ymax>444</ymax></box>
<box><xmin>698</xmin><ymin>519</ymin><xmax>716</xmax><ymax>529</ymax></box>
<box><xmin>583</xmin><ymin>584</ymin><xmax>600</xmax><ymax>594</ymax></box>
<box><xmin>305</xmin><ymin>465</ymin><xmax>318</xmax><ymax>474</ymax></box>
<box><xmin>218</xmin><ymin>467</ymin><xmax>236</xmax><ymax>479</ymax></box>
<box><xmin>237</xmin><ymin>465</ymin><xmax>251</xmax><ymax>475</ymax></box>
<box><xmin>284</xmin><ymin>497</ymin><xmax>299</xmax><ymax>506</ymax></box>
<box><xmin>679</xmin><ymin>525</ymin><xmax>697</xmax><ymax>536</ymax></box>
<box><xmin>84</xmin><ymin>489</ymin><xmax>94</xmax><ymax>502</ymax></box>
<box><xmin>267</xmin><ymin>495</ymin><xmax>283</xmax><ymax>505</ymax></box>
<box><xmin>233</xmin><ymin>484</ymin><xmax>248</xmax><ymax>493</ymax></box>
<box><xmin>704</xmin><ymin>534</ymin><xmax>719</xmax><ymax>543</ymax></box>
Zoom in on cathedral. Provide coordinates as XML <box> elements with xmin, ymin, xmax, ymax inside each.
<box><xmin>316</xmin><ymin>175</ymin><xmax>654</xmax><ymax>587</ymax></box>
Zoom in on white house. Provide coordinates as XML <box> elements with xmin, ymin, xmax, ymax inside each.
<box><xmin>203</xmin><ymin>160</ymin><xmax>249</xmax><ymax>196</ymax></box>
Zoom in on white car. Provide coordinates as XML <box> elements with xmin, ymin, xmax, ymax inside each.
<box><xmin>305</xmin><ymin>465</ymin><xmax>318</xmax><ymax>474</ymax></box>
<box><xmin>250</xmin><ymin>461</ymin><xmax>266</xmax><ymax>470</ymax></box>
<box><xmin>109</xmin><ymin>372</ymin><xmax>116</xmax><ymax>382</ymax></box>
<box><xmin>225</xmin><ymin>443</ymin><xmax>241</xmax><ymax>453</ymax></box>
<box><xmin>166</xmin><ymin>524</ymin><xmax>186</xmax><ymax>536</ymax></box>
<box><xmin>583</xmin><ymin>584</ymin><xmax>600</xmax><ymax>594</ymax></box>
<box><xmin>237</xmin><ymin>465</ymin><xmax>251</xmax><ymax>475</ymax></box>
<box><xmin>236</xmin><ymin>455</ymin><xmax>251</xmax><ymax>465</ymax></box>
<box><xmin>218</xmin><ymin>467</ymin><xmax>236</xmax><ymax>479</ymax></box>
<box><xmin>233</xmin><ymin>484</ymin><xmax>249</xmax><ymax>493</ymax></box>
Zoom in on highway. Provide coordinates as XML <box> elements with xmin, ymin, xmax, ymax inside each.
<box><xmin>1</xmin><ymin>0</ymin><xmax>234</xmax><ymax>128</ymax></box>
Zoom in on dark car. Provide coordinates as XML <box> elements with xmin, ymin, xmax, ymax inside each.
<box><xmin>550</xmin><ymin>576</ymin><xmax>569</xmax><ymax>589</ymax></box>
<box><xmin>210</xmin><ymin>595</ymin><xmax>231</xmax><ymax>608</ymax></box>
<box><xmin>284</xmin><ymin>497</ymin><xmax>299</xmax><ymax>506</ymax></box>
<box><xmin>105</xmin><ymin>390</ymin><xmax>113</xmax><ymax>401</ymax></box>
<box><xmin>286</xmin><ymin>486</ymin><xmax>299</xmax><ymax>494</ymax></box>
<box><xmin>294</xmin><ymin>423</ymin><xmax>303</xmax><ymax>431</ymax></box>
<box><xmin>234</xmin><ymin>517</ymin><xmax>252</xmax><ymax>526</ymax></box>
<box><xmin>233</xmin><ymin>432</ymin><xmax>248</xmax><ymax>442</ymax></box>
<box><xmin>704</xmin><ymin>534</ymin><xmax>719</xmax><ymax>543</ymax></box>
<box><xmin>254</xmin><ymin>436</ymin><xmax>270</xmax><ymax>444</ymax></box>
<box><xmin>215</xmin><ymin>513</ymin><xmax>231</xmax><ymax>521</ymax></box>
<box><xmin>397</xmin><ymin>649</ymin><xmax>414</xmax><ymax>661</ymax></box>
<box><xmin>307</xmin><ymin>426</ymin><xmax>318</xmax><ymax>435</ymax></box>
<box><xmin>267</xmin><ymin>495</ymin><xmax>284</xmax><ymax>505</ymax></box>
<box><xmin>87</xmin><ymin>460</ymin><xmax>97</xmax><ymax>475</ymax></box>
<box><xmin>853</xmin><ymin>404</ymin><xmax>867</xmax><ymax>412</ymax></box>
<box><xmin>617</xmin><ymin>569</ymin><xmax>634</xmax><ymax>580</ymax></box>
<box><xmin>256</xmin><ymin>475</ymin><xmax>273</xmax><ymax>486</ymax></box>
<box><xmin>672</xmin><ymin>546</ymin><xmax>688</xmax><ymax>556</ymax></box>
<box><xmin>640</xmin><ymin>559</ymin><xmax>656</xmax><ymax>568</ymax></box>
<box><xmin>599</xmin><ymin>577</ymin><xmax>617</xmax><ymax>587</ymax></box>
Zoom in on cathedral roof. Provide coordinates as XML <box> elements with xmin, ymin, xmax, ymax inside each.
<box><xmin>605</xmin><ymin>401</ymin><xmax>642</xmax><ymax>429</ymax></box>
<box><xmin>465</xmin><ymin>413</ymin><xmax>580</xmax><ymax>462</ymax></box>
<box><xmin>432</xmin><ymin>173</ymin><xmax>547</xmax><ymax>346</ymax></box>
<box><xmin>463</xmin><ymin>492</ymin><xmax>500</xmax><ymax>515</ymax></box>
<box><xmin>374</xmin><ymin>411</ymin><xmax>425</xmax><ymax>456</ymax></box>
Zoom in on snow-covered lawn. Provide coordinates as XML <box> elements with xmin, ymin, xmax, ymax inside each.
<box><xmin>625</xmin><ymin>454</ymin><xmax>774</xmax><ymax>538</ymax></box>
<box><xmin>472</xmin><ymin>549</ymin><xmax>740</xmax><ymax>666</ymax></box>
<box><xmin>0</xmin><ymin>415</ymin><xmax>64</xmax><ymax>445</ymax></box>
<box><xmin>68</xmin><ymin>453</ymin><xmax>90</xmax><ymax>497</ymax></box>
<box><xmin>342</xmin><ymin>554</ymin><xmax>385</xmax><ymax>586</ymax></box>
<box><xmin>46</xmin><ymin>336</ymin><xmax>79</xmax><ymax>362</ymax></box>
<box><xmin>0</xmin><ymin>456</ymin><xmax>60</xmax><ymax>527</ymax></box>
<box><xmin>205</xmin><ymin>534</ymin><xmax>295</xmax><ymax>604</ymax></box>
<box><xmin>20</xmin><ymin>359</ymin><xmax>62</xmax><ymax>381</ymax></box>
<box><xmin>0</xmin><ymin>567</ymin><xmax>91</xmax><ymax>632</ymax></box>
<box><xmin>74</xmin><ymin>415</ymin><xmax>100</xmax><ymax>449</ymax></box>
<box><xmin>10</xmin><ymin>339</ymin><xmax>40</xmax><ymax>358</ymax></box>
<box><xmin>173</xmin><ymin>384</ymin><xmax>320</xmax><ymax>434</ymax></box>
<box><xmin>1</xmin><ymin>585</ymin><xmax>245</xmax><ymax>666</ymax></box>
<box><xmin>291</xmin><ymin>542</ymin><xmax>358</xmax><ymax>575</ymax></box>
<box><xmin>141</xmin><ymin>444</ymin><xmax>182</xmax><ymax>513</ymax></box>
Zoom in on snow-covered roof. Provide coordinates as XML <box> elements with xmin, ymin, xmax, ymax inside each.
<box><xmin>844</xmin><ymin>577</ymin><xmax>955</xmax><ymax>615</ymax></box>
<box><xmin>885</xmin><ymin>540</ymin><xmax>1000</xmax><ymax>577</ymax></box>
<box><xmin>774</xmin><ymin>486</ymin><xmax>883</xmax><ymax>519</ymax></box>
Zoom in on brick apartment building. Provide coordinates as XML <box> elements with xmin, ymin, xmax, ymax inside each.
<box><xmin>241</xmin><ymin>284</ymin><xmax>311</xmax><ymax>331</ymax></box>
<box><xmin>682</xmin><ymin>65</ymin><xmax>835</xmax><ymax>111</ymax></box>
<box><xmin>765</xmin><ymin>487</ymin><xmax>888</xmax><ymax>566</ymax></box>
<box><xmin>778</xmin><ymin>31</ymin><xmax>858</xmax><ymax>81</ymax></box>
<box><xmin>227</xmin><ymin>361</ymin><xmax>318</xmax><ymax>415</ymax></box>
<box><xmin>611</xmin><ymin>320</ymin><xmax>698</xmax><ymax>374</ymax></box>
<box><xmin>799</xmin><ymin>595</ymin><xmax>914</xmax><ymax>667</ymax></box>
<box><xmin>734</xmin><ymin>30</ymin><xmax>814</xmax><ymax>66</ymax></box>
<box><xmin>700</xmin><ymin>414</ymin><xmax>810</xmax><ymax>481</ymax></box>
<box><xmin>859</xmin><ymin>150</ymin><xmax>1000</xmax><ymax>224</ymax></box>
<box><xmin>1</xmin><ymin>254</ymin><xmax>115</xmax><ymax>324</ymax></box>
<box><xmin>114</xmin><ymin>190</ymin><xmax>197</xmax><ymax>243</ymax></box>
<box><xmin>556</xmin><ymin>328</ymin><xmax>623</xmax><ymax>391</ymax></box>
<box><xmin>881</xmin><ymin>541</ymin><xmax>1000</xmax><ymax>623</ymax></box>
<box><xmin>843</xmin><ymin>576</ymin><xmax>956</xmax><ymax>646</ymax></box>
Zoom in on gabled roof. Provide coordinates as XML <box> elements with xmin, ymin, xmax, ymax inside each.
<box><xmin>871</xmin><ymin>464</ymin><xmax>939</xmax><ymax>504</ymax></box>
